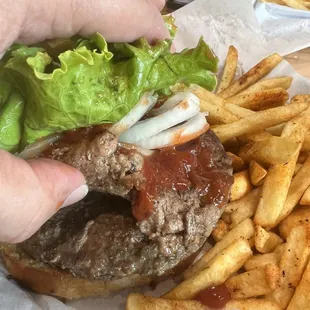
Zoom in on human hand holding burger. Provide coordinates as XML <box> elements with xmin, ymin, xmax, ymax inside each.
<box><xmin>0</xmin><ymin>0</ymin><xmax>169</xmax><ymax>243</ymax></box>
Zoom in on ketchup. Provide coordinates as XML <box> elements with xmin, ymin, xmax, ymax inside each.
<box><xmin>195</xmin><ymin>284</ymin><xmax>231</xmax><ymax>309</ymax></box>
<box><xmin>132</xmin><ymin>136</ymin><xmax>232</xmax><ymax>221</ymax></box>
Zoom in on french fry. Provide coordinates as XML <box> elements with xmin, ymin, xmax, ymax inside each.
<box><xmin>241</xmin><ymin>136</ymin><xmax>300</xmax><ymax>166</ymax></box>
<box><xmin>183</xmin><ymin>218</ymin><xmax>255</xmax><ymax>279</ymax></box>
<box><xmin>294</xmin><ymin>162</ymin><xmax>302</xmax><ymax>175</ymax></box>
<box><xmin>291</xmin><ymin>94</ymin><xmax>310</xmax><ymax>104</ymax></box>
<box><xmin>266</xmin><ymin>123</ymin><xmax>285</xmax><ymax>136</ymax></box>
<box><xmin>227</xmin><ymin>152</ymin><xmax>245</xmax><ymax>172</ymax></box>
<box><xmin>126</xmin><ymin>294</ymin><xmax>206</xmax><ymax>310</ymax></box>
<box><xmin>226</xmin><ymin>264</ymin><xmax>280</xmax><ymax>299</ymax></box>
<box><xmin>237</xmin><ymin>76</ymin><xmax>293</xmax><ymax>96</ymax></box>
<box><xmin>281</xmin><ymin>0</ymin><xmax>309</xmax><ymax>10</ymax></box>
<box><xmin>276</xmin><ymin>155</ymin><xmax>310</xmax><ymax>224</ymax></box>
<box><xmin>244</xmin><ymin>252</ymin><xmax>281</xmax><ymax>271</ymax></box>
<box><xmin>164</xmin><ymin>238</ymin><xmax>252</xmax><ymax>300</ymax></box>
<box><xmin>300</xmin><ymin>186</ymin><xmax>310</xmax><ymax>205</ymax></box>
<box><xmin>279</xmin><ymin>206</ymin><xmax>310</xmax><ymax>239</ymax></box>
<box><xmin>228</xmin><ymin>88</ymin><xmax>288</xmax><ymax>111</ymax></box>
<box><xmin>266</xmin><ymin>226</ymin><xmax>310</xmax><ymax>309</ymax></box>
<box><xmin>216</xmin><ymin>46</ymin><xmax>238</xmax><ymax>94</ymax></box>
<box><xmin>274</xmin><ymin>243</ymin><xmax>286</xmax><ymax>255</ymax></box>
<box><xmin>221</xmin><ymin>212</ymin><xmax>232</xmax><ymax>224</ymax></box>
<box><xmin>298</xmin><ymin>151</ymin><xmax>308</xmax><ymax>163</ymax></box>
<box><xmin>254</xmin><ymin>108</ymin><xmax>310</xmax><ymax>228</ymax></box>
<box><xmin>287</xmin><ymin>259</ymin><xmax>310</xmax><ymax>310</ymax></box>
<box><xmin>213</xmin><ymin>101</ymin><xmax>308</xmax><ymax>142</ymax></box>
<box><xmin>231</xmin><ymin>170</ymin><xmax>253</xmax><ymax>201</ymax></box>
<box><xmin>230</xmin><ymin>188</ymin><xmax>261</xmax><ymax>227</ymax></box>
<box><xmin>225</xmin><ymin>298</ymin><xmax>281</xmax><ymax>310</ymax></box>
<box><xmin>194</xmin><ymin>86</ymin><xmax>251</xmax><ymax>121</ymax></box>
<box><xmin>302</xmin><ymin>134</ymin><xmax>310</xmax><ymax>151</ymax></box>
<box><xmin>218</xmin><ymin>53</ymin><xmax>283</xmax><ymax>99</ymax></box>
<box><xmin>225</xmin><ymin>187</ymin><xmax>261</xmax><ymax>214</ymax></box>
<box><xmin>200</xmin><ymin>99</ymin><xmax>239</xmax><ymax>125</ymax></box>
<box><xmin>212</xmin><ymin>219</ymin><xmax>229</xmax><ymax>242</ymax></box>
<box><xmin>255</xmin><ymin>225</ymin><xmax>283</xmax><ymax>253</ymax></box>
<box><xmin>261</xmin><ymin>0</ymin><xmax>286</xmax><ymax>5</ymax></box>
<box><xmin>223</xmin><ymin>138</ymin><xmax>240</xmax><ymax>154</ymax></box>
<box><xmin>249</xmin><ymin>160</ymin><xmax>267</xmax><ymax>186</ymax></box>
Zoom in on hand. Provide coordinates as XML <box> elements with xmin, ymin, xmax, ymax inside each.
<box><xmin>0</xmin><ymin>0</ymin><xmax>168</xmax><ymax>243</ymax></box>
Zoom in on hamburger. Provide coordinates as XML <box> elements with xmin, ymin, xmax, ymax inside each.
<box><xmin>0</xmin><ymin>18</ymin><xmax>233</xmax><ymax>300</ymax></box>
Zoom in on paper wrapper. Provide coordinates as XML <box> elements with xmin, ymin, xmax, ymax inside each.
<box><xmin>2</xmin><ymin>0</ymin><xmax>310</xmax><ymax>309</ymax></box>
<box><xmin>255</xmin><ymin>1</ymin><xmax>310</xmax><ymax>56</ymax></box>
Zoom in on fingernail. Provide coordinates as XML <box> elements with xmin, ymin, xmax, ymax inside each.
<box><xmin>61</xmin><ymin>184</ymin><xmax>89</xmax><ymax>208</ymax></box>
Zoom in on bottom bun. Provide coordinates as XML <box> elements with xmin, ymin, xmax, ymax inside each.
<box><xmin>0</xmin><ymin>243</ymin><xmax>198</xmax><ymax>300</ymax></box>
<box><xmin>0</xmin><ymin>243</ymin><xmax>152</xmax><ymax>300</ymax></box>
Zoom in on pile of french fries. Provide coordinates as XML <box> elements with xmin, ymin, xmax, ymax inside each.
<box><xmin>261</xmin><ymin>0</ymin><xmax>310</xmax><ymax>11</ymax></box>
<box><xmin>126</xmin><ymin>47</ymin><xmax>310</xmax><ymax>310</ymax></box>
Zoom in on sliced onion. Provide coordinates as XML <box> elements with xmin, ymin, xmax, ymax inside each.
<box><xmin>119</xmin><ymin>93</ymin><xmax>200</xmax><ymax>144</ymax></box>
<box><xmin>134</xmin><ymin>112</ymin><xmax>209</xmax><ymax>149</ymax></box>
<box><xmin>18</xmin><ymin>134</ymin><xmax>62</xmax><ymax>159</ymax></box>
<box><xmin>148</xmin><ymin>92</ymin><xmax>192</xmax><ymax>116</ymax></box>
<box><xmin>109</xmin><ymin>93</ymin><xmax>157</xmax><ymax>136</ymax></box>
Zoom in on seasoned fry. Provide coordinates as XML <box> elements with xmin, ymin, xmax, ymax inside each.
<box><xmin>194</xmin><ymin>86</ymin><xmax>251</xmax><ymax>121</ymax></box>
<box><xmin>227</xmin><ymin>152</ymin><xmax>245</xmax><ymax>172</ymax></box>
<box><xmin>302</xmin><ymin>134</ymin><xmax>310</xmax><ymax>151</ymax></box>
<box><xmin>184</xmin><ymin>218</ymin><xmax>255</xmax><ymax>279</ymax></box>
<box><xmin>254</xmin><ymin>108</ymin><xmax>310</xmax><ymax>227</ymax></box>
<box><xmin>244</xmin><ymin>252</ymin><xmax>281</xmax><ymax>271</ymax></box>
<box><xmin>164</xmin><ymin>238</ymin><xmax>252</xmax><ymax>300</ymax></box>
<box><xmin>226</xmin><ymin>264</ymin><xmax>280</xmax><ymax>299</ymax></box>
<box><xmin>287</xmin><ymin>260</ymin><xmax>310</xmax><ymax>310</ymax></box>
<box><xmin>249</xmin><ymin>160</ymin><xmax>267</xmax><ymax>186</ymax></box>
<box><xmin>241</xmin><ymin>136</ymin><xmax>300</xmax><ymax>166</ymax></box>
<box><xmin>200</xmin><ymin>99</ymin><xmax>239</xmax><ymax>124</ymax></box>
<box><xmin>294</xmin><ymin>163</ymin><xmax>303</xmax><ymax>175</ymax></box>
<box><xmin>218</xmin><ymin>53</ymin><xmax>283</xmax><ymax>99</ymax></box>
<box><xmin>230</xmin><ymin>188</ymin><xmax>261</xmax><ymax>227</ymax></box>
<box><xmin>300</xmin><ymin>186</ymin><xmax>310</xmax><ymax>205</ymax></box>
<box><xmin>298</xmin><ymin>151</ymin><xmax>308</xmax><ymax>163</ymax></box>
<box><xmin>237</xmin><ymin>76</ymin><xmax>292</xmax><ymax>96</ymax></box>
<box><xmin>266</xmin><ymin>123</ymin><xmax>285</xmax><ymax>136</ymax></box>
<box><xmin>126</xmin><ymin>294</ymin><xmax>206</xmax><ymax>310</ymax></box>
<box><xmin>228</xmin><ymin>88</ymin><xmax>288</xmax><ymax>111</ymax></box>
<box><xmin>231</xmin><ymin>170</ymin><xmax>253</xmax><ymax>201</ymax></box>
<box><xmin>212</xmin><ymin>219</ymin><xmax>229</xmax><ymax>242</ymax></box>
<box><xmin>213</xmin><ymin>101</ymin><xmax>308</xmax><ymax>142</ymax></box>
<box><xmin>225</xmin><ymin>186</ymin><xmax>260</xmax><ymax>214</ymax></box>
<box><xmin>261</xmin><ymin>0</ymin><xmax>286</xmax><ymax>5</ymax></box>
<box><xmin>281</xmin><ymin>0</ymin><xmax>309</xmax><ymax>10</ymax></box>
<box><xmin>225</xmin><ymin>298</ymin><xmax>281</xmax><ymax>310</ymax></box>
<box><xmin>279</xmin><ymin>206</ymin><xmax>310</xmax><ymax>239</ymax></box>
<box><xmin>255</xmin><ymin>225</ymin><xmax>283</xmax><ymax>254</ymax></box>
<box><xmin>277</xmin><ymin>155</ymin><xmax>310</xmax><ymax>224</ymax></box>
<box><xmin>221</xmin><ymin>212</ymin><xmax>232</xmax><ymax>224</ymax></box>
<box><xmin>217</xmin><ymin>46</ymin><xmax>238</xmax><ymax>94</ymax></box>
<box><xmin>266</xmin><ymin>226</ymin><xmax>310</xmax><ymax>309</ymax></box>
<box><xmin>291</xmin><ymin>94</ymin><xmax>310</xmax><ymax>104</ymax></box>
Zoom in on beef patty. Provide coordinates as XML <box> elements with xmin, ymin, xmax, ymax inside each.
<box><xmin>21</xmin><ymin>129</ymin><xmax>233</xmax><ymax>281</ymax></box>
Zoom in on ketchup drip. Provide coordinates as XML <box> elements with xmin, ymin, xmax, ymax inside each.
<box><xmin>132</xmin><ymin>135</ymin><xmax>232</xmax><ymax>221</ymax></box>
<box><xmin>195</xmin><ymin>284</ymin><xmax>231</xmax><ymax>309</ymax></box>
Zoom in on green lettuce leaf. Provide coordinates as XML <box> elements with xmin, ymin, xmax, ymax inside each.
<box><xmin>1</xmin><ymin>33</ymin><xmax>218</xmax><ymax>149</ymax></box>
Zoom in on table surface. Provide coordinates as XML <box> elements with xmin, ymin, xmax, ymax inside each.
<box><xmin>285</xmin><ymin>48</ymin><xmax>310</xmax><ymax>80</ymax></box>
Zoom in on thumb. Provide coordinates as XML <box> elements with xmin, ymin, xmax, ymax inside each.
<box><xmin>0</xmin><ymin>150</ymin><xmax>87</xmax><ymax>243</ymax></box>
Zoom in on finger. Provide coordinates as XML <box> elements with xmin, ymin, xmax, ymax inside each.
<box><xmin>0</xmin><ymin>150</ymin><xmax>87</xmax><ymax>243</ymax></box>
<box><xmin>151</xmin><ymin>0</ymin><xmax>166</xmax><ymax>11</ymax></box>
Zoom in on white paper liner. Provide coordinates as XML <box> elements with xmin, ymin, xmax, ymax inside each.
<box><xmin>2</xmin><ymin>0</ymin><xmax>310</xmax><ymax>309</ymax></box>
